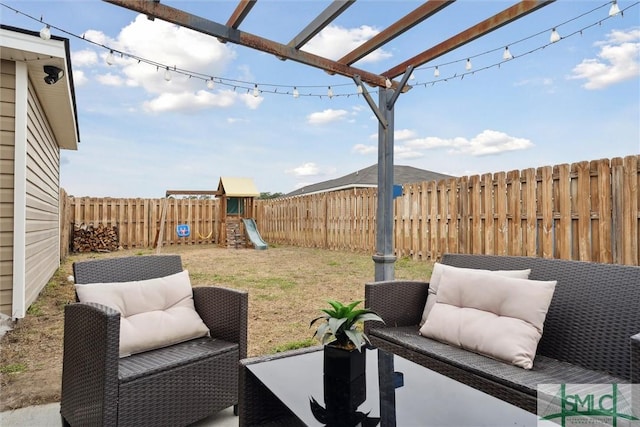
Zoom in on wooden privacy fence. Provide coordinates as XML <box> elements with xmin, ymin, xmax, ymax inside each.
<box><xmin>59</xmin><ymin>156</ymin><xmax>639</xmax><ymax>265</ymax></box>
<box><xmin>254</xmin><ymin>156</ymin><xmax>639</xmax><ymax>265</ymax></box>
<box><xmin>60</xmin><ymin>196</ymin><xmax>221</xmax><ymax>257</ymax></box>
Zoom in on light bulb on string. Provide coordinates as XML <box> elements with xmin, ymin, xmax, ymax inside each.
<box><xmin>327</xmin><ymin>86</ymin><xmax>333</xmax><ymax>99</ymax></box>
<box><xmin>503</xmin><ymin>47</ymin><xmax>513</xmax><ymax>60</ymax></box>
<box><xmin>206</xmin><ymin>78</ymin><xmax>215</xmax><ymax>90</ymax></box>
<box><xmin>550</xmin><ymin>28</ymin><xmax>561</xmax><ymax>43</ymax></box>
<box><xmin>609</xmin><ymin>0</ymin><xmax>621</xmax><ymax>16</ymax></box>
<box><xmin>385</xmin><ymin>78</ymin><xmax>392</xmax><ymax>88</ymax></box>
<box><xmin>106</xmin><ymin>50</ymin><xmax>115</xmax><ymax>66</ymax></box>
<box><xmin>293</xmin><ymin>87</ymin><xmax>299</xmax><ymax>98</ymax></box>
<box><xmin>39</xmin><ymin>24</ymin><xmax>51</xmax><ymax>40</ymax></box>
<box><xmin>356</xmin><ymin>84</ymin><xmax>363</xmax><ymax>94</ymax></box>
<box><xmin>409</xmin><ymin>72</ymin><xmax>415</xmax><ymax>80</ymax></box>
<box><xmin>434</xmin><ymin>66</ymin><xmax>440</xmax><ymax>78</ymax></box>
<box><xmin>253</xmin><ymin>84</ymin><xmax>259</xmax><ymax>97</ymax></box>
<box><xmin>465</xmin><ymin>59</ymin><xmax>472</xmax><ymax>71</ymax></box>
<box><xmin>164</xmin><ymin>67</ymin><xmax>172</xmax><ymax>82</ymax></box>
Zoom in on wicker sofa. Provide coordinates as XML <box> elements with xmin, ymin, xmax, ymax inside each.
<box><xmin>60</xmin><ymin>255</ymin><xmax>248</xmax><ymax>427</ymax></box>
<box><xmin>365</xmin><ymin>253</ymin><xmax>640</xmax><ymax>413</ymax></box>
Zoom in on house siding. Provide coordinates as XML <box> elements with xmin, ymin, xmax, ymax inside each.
<box><xmin>23</xmin><ymin>80</ymin><xmax>60</xmax><ymax>311</ymax></box>
<box><xmin>0</xmin><ymin>59</ymin><xmax>16</xmax><ymax>317</ymax></box>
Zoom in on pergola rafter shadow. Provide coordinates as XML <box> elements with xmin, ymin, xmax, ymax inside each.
<box><xmin>103</xmin><ymin>0</ymin><xmax>556</xmax><ymax>280</ymax></box>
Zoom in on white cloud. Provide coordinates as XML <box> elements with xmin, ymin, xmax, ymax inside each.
<box><xmin>83</xmin><ymin>29</ymin><xmax>109</xmax><ymax>46</ymax></box>
<box><xmin>238</xmin><ymin>92</ymin><xmax>264</xmax><ymax>110</ymax></box>
<box><xmin>352</xmin><ymin>144</ymin><xmax>377</xmax><ymax>155</ymax></box>
<box><xmin>72</xmin><ymin>70</ymin><xmax>88</xmax><ymax>86</ymax></box>
<box><xmin>395</xmin><ymin>129</ymin><xmax>417</xmax><ymax>141</ymax></box>
<box><xmin>96</xmin><ymin>73</ymin><xmax>124</xmax><ymax>86</ymax></box>
<box><xmin>83</xmin><ymin>14</ymin><xmax>245</xmax><ymax>112</ymax></box>
<box><xmin>227</xmin><ymin>117</ymin><xmax>249</xmax><ymax>124</ymax></box>
<box><xmin>569</xmin><ymin>27</ymin><xmax>640</xmax><ymax>89</ymax></box>
<box><xmin>307</xmin><ymin>109</ymin><xmax>349</xmax><ymax>125</ymax></box>
<box><xmin>303</xmin><ymin>25</ymin><xmax>392</xmax><ymax>63</ymax></box>
<box><xmin>287</xmin><ymin>163</ymin><xmax>320</xmax><ymax>176</ymax></box>
<box><xmin>369</xmin><ymin>129</ymin><xmax>417</xmax><ymax>140</ymax></box>
<box><xmin>143</xmin><ymin>90</ymin><xmax>235</xmax><ymax>113</ymax></box>
<box><xmin>449</xmin><ymin>130</ymin><xmax>533</xmax><ymax>156</ymax></box>
<box><xmin>71</xmin><ymin>49</ymin><xmax>98</xmax><ymax>67</ymax></box>
<box><xmin>355</xmin><ymin>130</ymin><xmax>533</xmax><ymax>158</ymax></box>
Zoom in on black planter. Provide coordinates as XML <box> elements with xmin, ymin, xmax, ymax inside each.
<box><xmin>323</xmin><ymin>344</ymin><xmax>366</xmax><ymax>382</ymax></box>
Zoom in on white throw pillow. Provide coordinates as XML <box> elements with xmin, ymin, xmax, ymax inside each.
<box><xmin>75</xmin><ymin>270</ymin><xmax>209</xmax><ymax>357</ymax></box>
<box><xmin>419</xmin><ymin>263</ymin><xmax>531</xmax><ymax>326</ymax></box>
<box><xmin>419</xmin><ymin>267</ymin><xmax>556</xmax><ymax>369</ymax></box>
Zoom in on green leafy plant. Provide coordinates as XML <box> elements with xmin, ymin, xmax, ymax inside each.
<box><xmin>310</xmin><ymin>300</ymin><xmax>384</xmax><ymax>352</ymax></box>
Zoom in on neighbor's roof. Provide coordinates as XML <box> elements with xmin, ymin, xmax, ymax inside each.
<box><xmin>285</xmin><ymin>164</ymin><xmax>453</xmax><ymax>197</ymax></box>
<box><xmin>217</xmin><ymin>177</ymin><xmax>260</xmax><ymax>197</ymax></box>
<box><xmin>0</xmin><ymin>25</ymin><xmax>79</xmax><ymax>150</ymax></box>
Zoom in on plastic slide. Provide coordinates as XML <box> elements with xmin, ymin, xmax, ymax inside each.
<box><xmin>242</xmin><ymin>218</ymin><xmax>268</xmax><ymax>250</ymax></box>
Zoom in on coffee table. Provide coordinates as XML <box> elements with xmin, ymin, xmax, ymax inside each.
<box><xmin>239</xmin><ymin>346</ymin><xmax>550</xmax><ymax>426</ymax></box>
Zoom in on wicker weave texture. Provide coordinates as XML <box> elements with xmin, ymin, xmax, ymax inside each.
<box><xmin>365</xmin><ymin>254</ymin><xmax>640</xmax><ymax>413</ymax></box>
<box><xmin>441</xmin><ymin>254</ymin><xmax>640</xmax><ymax>379</ymax></box>
<box><xmin>61</xmin><ymin>254</ymin><xmax>248</xmax><ymax>426</ymax></box>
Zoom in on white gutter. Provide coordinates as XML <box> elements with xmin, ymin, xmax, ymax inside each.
<box><xmin>294</xmin><ymin>184</ymin><xmax>377</xmax><ymax>197</ymax></box>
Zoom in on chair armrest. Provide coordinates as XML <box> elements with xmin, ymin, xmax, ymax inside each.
<box><xmin>364</xmin><ymin>280</ymin><xmax>429</xmax><ymax>333</ymax></box>
<box><xmin>193</xmin><ymin>286</ymin><xmax>249</xmax><ymax>359</ymax></box>
<box><xmin>60</xmin><ymin>302</ymin><xmax>120</xmax><ymax>426</ymax></box>
<box><xmin>632</xmin><ymin>333</ymin><xmax>640</xmax><ymax>383</ymax></box>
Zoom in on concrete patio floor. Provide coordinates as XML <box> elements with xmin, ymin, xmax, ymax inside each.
<box><xmin>0</xmin><ymin>403</ymin><xmax>239</xmax><ymax>426</ymax></box>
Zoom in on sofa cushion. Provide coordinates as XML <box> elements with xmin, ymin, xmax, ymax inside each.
<box><xmin>419</xmin><ymin>267</ymin><xmax>555</xmax><ymax>369</ymax></box>
<box><xmin>420</xmin><ymin>263</ymin><xmax>531</xmax><ymax>326</ymax></box>
<box><xmin>75</xmin><ymin>270</ymin><xmax>210</xmax><ymax>357</ymax></box>
<box><xmin>369</xmin><ymin>326</ymin><xmax>627</xmax><ymax>396</ymax></box>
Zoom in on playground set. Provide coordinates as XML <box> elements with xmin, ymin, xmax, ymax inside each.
<box><xmin>155</xmin><ymin>177</ymin><xmax>267</xmax><ymax>251</ymax></box>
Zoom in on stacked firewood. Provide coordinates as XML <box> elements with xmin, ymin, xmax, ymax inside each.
<box><xmin>72</xmin><ymin>223</ymin><xmax>119</xmax><ymax>253</ymax></box>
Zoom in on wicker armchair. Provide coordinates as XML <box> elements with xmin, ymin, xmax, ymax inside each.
<box><xmin>60</xmin><ymin>255</ymin><xmax>248</xmax><ymax>427</ymax></box>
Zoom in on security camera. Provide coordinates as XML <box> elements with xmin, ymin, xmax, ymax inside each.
<box><xmin>43</xmin><ymin>65</ymin><xmax>64</xmax><ymax>85</ymax></box>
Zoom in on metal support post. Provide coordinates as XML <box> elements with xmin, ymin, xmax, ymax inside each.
<box><xmin>373</xmin><ymin>87</ymin><xmax>397</xmax><ymax>281</ymax></box>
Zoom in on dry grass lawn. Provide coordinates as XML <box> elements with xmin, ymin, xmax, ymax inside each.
<box><xmin>0</xmin><ymin>244</ymin><xmax>432</xmax><ymax>411</ymax></box>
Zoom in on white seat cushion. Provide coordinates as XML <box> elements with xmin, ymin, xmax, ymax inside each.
<box><xmin>419</xmin><ymin>266</ymin><xmax>556</xmax><ymax>369</ymax></box>
<box><xmin>420</xmin><ymin>263</ymin><xmax>531</xmax><ymax>326</ymax></box>
<box><xmin>75</xmin><ymin>270</ymin><xmax>209</xmax><ymax>357</ymax></box>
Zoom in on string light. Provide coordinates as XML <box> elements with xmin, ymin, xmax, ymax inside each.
<box><xmin>39</xmin><ymin>24</ymin><xmax>51</xmax><ymax>40</ymax></box>
<box><xmin>2</xmin><ymin>0</ymin><xmax>635</xmax><ymax>99</ymax></box>
<box><xmin>106</xmin><ymin>50</ymin><xmax>115</xmax><ymax>66</ymax></box>
<box><xmin>609</xmin><ymin>0</ymin><xmax>621</xmax><ymax>16</ymax></box>
<box><xmin>503</xmin><ymin>46</ymin><xmax>513</xmax><ymax>60</ymax></box>
<box><xmin>384</xmin><ymin>78</ymin><xmax>392</xmax><ymax>88</ymax></box>
<box><xmin>253</xmin><ymin>84</ymin><xmax>259</xmax><ymax>97</ymax></box>
<box><xmin>206</xmin><ymin>78</ymin><xmax>214</xmax><ymax>89</ymax></box>
<box><xmin>356</xmin><ymin>84</ymin><xmax>363</xmax><ymax>94</ymax></box>
<box><xmin>465</xmin><ymin>59</ymin><xmax>472</xmax><ymax>71</ymax></box>
<box><xmin>409</xmin><ymin>72</ymin><xmax>415</xmax><ymax>80</ymax></box>
<box><xmin>293</xmin><ymin>87</ymin><xmax>299</xmax><ymax>98</ymax></box>
<box><xmin>327</xmin><ymin>86</ymin><xmax>333</xmax><ymax>99</ymax></box>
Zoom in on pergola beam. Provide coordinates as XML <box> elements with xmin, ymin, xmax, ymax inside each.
<box><xmin>382</xmin><ymin>0</ymin><xmax>555</xmax><ymax>79</ymax></box>
<box><xmin>287</xmin><ymin>0</ymin><xmax>355</xmax><ymax>50</ymax></box>
<box><xmin>104</xmin><ymin>0</ymin><xmax>394</xmax><ymax>88</ymax></box>
<box><xmin>338</xmin><ymin>0</ymin><xmax>455</xmax><ymax>66</ymax></box>
<box><xmin>226</xmin><ymin>0</ymin><xmax>256</xmax><ymax>29</ymax></box>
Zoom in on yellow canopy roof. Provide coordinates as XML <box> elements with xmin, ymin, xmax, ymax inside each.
<box><xmin>217</xmin><ymin>177</ymin><xmax>259</xmax><ymax>197</ymax></box>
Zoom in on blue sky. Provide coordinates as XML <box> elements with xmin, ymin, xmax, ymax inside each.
<box><xmin>2</xmin><ymin>0</ymin><xmax>639</xmax><ymax>197</ymax></box>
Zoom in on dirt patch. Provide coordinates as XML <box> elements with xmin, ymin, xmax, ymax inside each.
<box><xmin>0</xmin><ymin>245</ymin><xmax>432</xmax><ymax>411</ymax></box>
